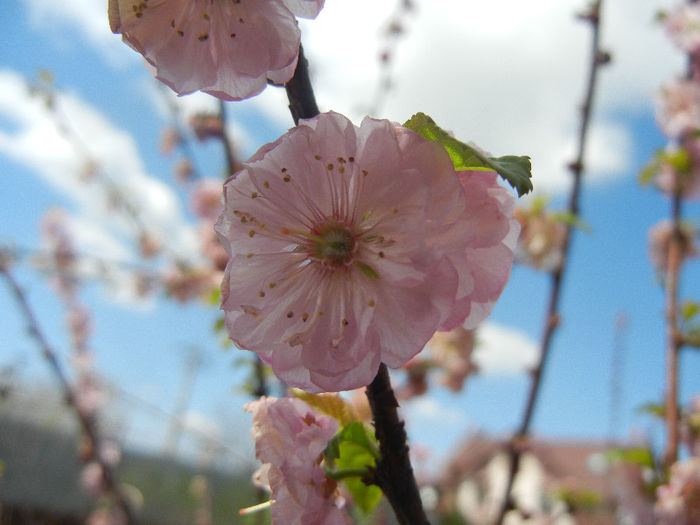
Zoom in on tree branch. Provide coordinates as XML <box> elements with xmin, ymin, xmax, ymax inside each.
<box><xmin>366</xmin><ymin>363</ymin><xmax>430</xmax><ymax>525</ymax></box>
<box><xmin>495</xmin><ymin>2</ymin><xmax>607</xmax><ymax>521</ymax></box>
<box><xmin>285</xmin><ymin>45</ymin><xmax>320</xmax><ymax>124</ymax></box>
<box><xmin>0</xmin><ymin>258</ymin><xmax>136</xmax><ymax>524</ymax></box>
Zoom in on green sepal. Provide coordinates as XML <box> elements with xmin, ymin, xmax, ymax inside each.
<box><xmin>325</xmin><ymin>422</ymin><xmax>382</xmax><ymax>513</ymax></box>
<box><xmin>403</xmin><ymin>112</ymin><xmax>533</xmax><ymax>197</ymax></box>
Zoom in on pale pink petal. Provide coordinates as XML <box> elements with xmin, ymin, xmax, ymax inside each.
<box><xmin>245</xmin><ymin>397</ymin><xmax>352</xmax><ymax>525</ymax></box>
<box><xmin>282</xmin><ymin>0</ymin><xmax>325</xmax><ymax>19</ymax></box>
<box><xmin>110</xmin><ymin>0</ymin><xmax>323</xmax><ymax>100</ymax></box>
<box><xmin>217</xmin><ymin>112</ymin><xmax>518</xmax><ymax>392</ymax></box>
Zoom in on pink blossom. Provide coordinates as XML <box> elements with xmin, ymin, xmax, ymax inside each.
<box><xmin>648</xmin><ymin>219</ymin><xmax>699</xmax><ymax>274</ymax></box>
<box><xmin>655</xmin><ymin>457</ymin><xmax>700</xmax><ymax>525</ymax></box>
<box><xmin>428</xmin><ymin>326</ymin><xmax>477</xmax><ymax>392</ymax></box>
<box><xmin>216</xmin><ymin>112</ymin><xmax>518</xmax><ymax>392</ymax></box>
<box><xmin>245</xmin><ymin>396</ymin><xmax>351</xmax><ymax>525</ymax></box>
<box><xmin>108</xmin><ymin>0</ymin><xmax>324</xmax><ymax>100</ymax></box>
<box><xmin>190</xmin><ymin>178</ymin><xmax>224</xmax><ymax>221</ymax></box>
<box><xmin>81</xmin><ymin>461</ymin><xmax>105</xmax><ymax>496</ymax></box>
<box><xmin>656</xmin><ymin>78</ymin><xmax>700</xmax><ymax>139</ymax></box>
<box><xmin>664</xmin><ymin>3</ymin><xmax>700</xmax><ymax>55</ymax></box>
<box><xmin>513</xmin><ymin>205</ymin><xmax>567</xmax><ymax>271</ymax></box>
<box><xmin>163</xmin><ymin>266</ymin><xmax>221</xmax><ymax>302</ymax></box>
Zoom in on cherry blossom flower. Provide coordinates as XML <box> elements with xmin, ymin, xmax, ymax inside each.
<box><xmin>245</xmin><ymin>396</ymin><xmax>351</xmax><ymax>525</ymax></box>
<box><xmin>648</xmin><ymin>219</ymin><xmax>699</xmax><ymax>274</ymax></box>
<box><xmin>428</xmin><ymin>326</ymin><xmax>477</xmax><ymax>392</ymax></box>
<box><xmin>163</xmin><ymin>266</ymin><xmax>221</xmax><ymax>302</ymax></box>
<box><xmin>513</xmin><ymin>205</ymin><xmax>567</xmax><ymax>271</ymax></box>
<box><xmin>190</xmin><ymin>178</ymin><xmax>224</xmax><ymax>221</ymax></box>
<box><xmin>216</xmin><ymin>112</ymin><xmax>518</xmax><ymax>392</ymax></box>
<box><xmin>656</xmin><ymin>78</ymin><xmax>700</xmax><ymax>139</ymax></box>
<box><xmin>655</xmin><ymin>457</ymin><xmax>700</xmax><ymax>525</ymax></box>
<box><xmin>108</xmin><ymin>0</ymin><xmax>324</xmax><ymax>100</ymax></box>
<box><xmin>664</xmin><ymin>2</ymin><xmax>700</xmax><ymax>55</ymax></box>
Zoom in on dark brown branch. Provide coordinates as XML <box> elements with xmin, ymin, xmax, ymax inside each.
<box><xmin>366</xmin><ymin>363</ymin><xmax>430</xmax><ymax>525</ymax></box>
<box><xmin>284</xmin><ymin>45</ymin><xmax>320</xmax><ymax>124</ymax></box>
<box><xmin>0</xmin><ymin>261</ymin><xmax>136</xmax><ymax>524</ymax></box>
<box><xmin>495</xmin><ymin>2</ymin><xmax>606</xmax><ymax>522</ymax></box>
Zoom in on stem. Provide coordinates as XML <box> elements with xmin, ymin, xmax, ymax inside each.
<box><xmin>218</xmin><ymin>99</ymin><xmax>240</xmax><ymax>176</ymax></box>
<box><xmin>663</xmin><ymin>189</ymin><xmax>684</xmax><ymax>466</ymax></box>
<box><xmin>366</xmin><ymin>363</ymin><xmax>430</xmax><ymax>525</ymax></box>
<box><xmin>0</xmin><ymin>262</ymin><xmax>136</xmax><ymax>524</ymax></box>
<box><xmin>495</xmin><ymin>2</ymin><xmax>605</xmax><ymax>522</ymax></box>
<box><xmin>285</xmin><ymin>45</ymin><xmax>320</xmax><ymax>124</ymax></box>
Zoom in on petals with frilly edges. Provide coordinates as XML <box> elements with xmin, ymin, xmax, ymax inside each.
<box><xmin>216</xmin><ymin>112</ymin><xmax>517</xmax><ymax>392</ymax></box>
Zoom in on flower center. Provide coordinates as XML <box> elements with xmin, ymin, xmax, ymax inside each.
<box><xmin>311</xmin><ymin>222</ymin><xmax>356</xmax><ymax>266</ymax></box>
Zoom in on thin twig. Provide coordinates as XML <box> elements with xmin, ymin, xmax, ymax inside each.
<box><xmin>495</xmin><ymin>2</ymin><xmax>606</xmax><ymax>522</ymax></box>
<box><xmin>366</xmin><ymin>364</ymin><xmax>430</xmax><ymax>525</ymax></box>
<box><xmin>217</xmin><ymin>99</ymin><xmax>241</xmax><ymax>176</ymax></box>
<box><xmin>0</xmin><ymin>261</ymin><xmax>136</xmax><ymax>524</ymax></box>
<box><xmin>663</xmin><ymin>186</ymin><xmax>684</xmax><ymax>466</ymax></box>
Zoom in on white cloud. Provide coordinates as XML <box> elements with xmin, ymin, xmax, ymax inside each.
<box><xmin>0</xmin><ymin>69</ymin><xmax>200</xmax><ymax>267</ymax></box>
<box><xmin>299</xmin><ymin>0</ymin><xmax>682</xmax><ymax>195</ymax></box>
<box><xmin>21</xmin><ymin>0</ymin><xmax>135</xmax><ymax>66</ymax></box>
<box><xmin>13</xmin><ymin>0</ymin><xmax>689</xmax><ymax>225</ymax></box>
<box><xmin>407</xmin><ymin>396</ymin><xmax>469</xmax><ymax>428</ymax></box>
<box><xmin>473</xmin><ymin>322</ymin><xmax>539</xmax><ymax>374</ymax></box>
<box><xmin>23</xmin><ymin>0</ymin><xmax>675</xmax><ymax>196</ymax></box>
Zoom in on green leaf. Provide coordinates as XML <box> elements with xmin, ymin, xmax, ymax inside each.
<box><xmin>205</xmin><ymin>286</ymin><xmax>221</xmax><ymax>306</ymax></box>
<box><xmin>551</xmin><ymin>212</ymin><xmax>593</xmax><ymax>233</ymax></box>
<box><xmin>327</xmin><ymin>423</ymin><xmax>382</xmax><ymax>513</ymax></box>
<box><xmin>681</xmin><ymin>301</ymin><xmax>700</xmax><ymax>322</ymax></box>
<box><xmin>637</xmin><ymin>402</ymin><xmax>666</xmax><ymax>419</ymax></box>
<box><xmin>605</xmin><ymin>447</ymin><xmax>656</xmax><ymax>469</ymax></box>
<box><xmin>403</xmin><ymin>112</ymin><xmax>533</xmax><ymax>196</ymax></box>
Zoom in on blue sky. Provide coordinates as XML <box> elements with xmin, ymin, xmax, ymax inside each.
<box><xmin>1</xmin><ymin>0</ymin><xmax>699</xmax><ymax>475</ymax></box>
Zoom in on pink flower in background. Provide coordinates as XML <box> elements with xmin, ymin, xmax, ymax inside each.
<box><xmin>656</xmin><ymin>78</ymin><xmax>700</xmax><ymax>139</ymax></box>
<box><xmin>648</xmin><ymin>219</ymin><xmax>699</xmax><ymax>274</ymax></box>
<box><xmin>664</xmin><ymin>3</ymin><xmax>700</xmax><ymax>55</ymax></box>
<box><xmin>108</xmin><ymin>0</ymin><xmax>325</xmax><ymax>100</ymax></box>
<box><xmin>216</xmin><ymin>112</ymin><xmax>517</xmax><ymax>392</ymax></box>
<box><xmin>513</xmin><ymin>204</ymin><xmax>567</xmax><ymax>271</ymax></box>
<box><xmin>245</xmin><ymin>397</ymin><xmax>351</xmax><ymax>525</ymax></box>
<box><xmin>190</xmin><ymin>178</ymin><xmax>223</xmax><ymax>221</ymax></box>
<box><xmin>428</xmin><ymin>326</ymin><xmax>477</xmax><ymax>392</ymax></box>
<box><xmin>655</xmin><ymin>457</ymin><xmax>700</xmax><ymax>525</ymax></box>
